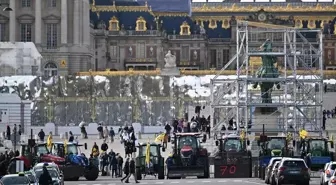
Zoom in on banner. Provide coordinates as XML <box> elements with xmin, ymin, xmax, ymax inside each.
<box><xmin>214</xmin><ymin>152</ymin><xmax>251</xmax><ymax>178</ymax></box>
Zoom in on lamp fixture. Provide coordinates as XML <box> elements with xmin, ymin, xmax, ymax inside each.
<box><xmin>0</xmin><ymin>3</ymin><xmax>12</xmax><ymax>11</ymax></box>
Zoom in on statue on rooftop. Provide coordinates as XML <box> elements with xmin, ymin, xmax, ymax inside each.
<box><xmin>164</xmin><ymin>50</ymin><xmax>176</xmax><ymax>68</ymax></box>
<box><xmin>252</xmin><ymin>39</ymin><xmax>280</xmax><ymax>114</ymax></box>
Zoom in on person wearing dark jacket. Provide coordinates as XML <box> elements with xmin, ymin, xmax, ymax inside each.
<box><xmin>117</xmin><ymin>154</ymin><xmax>123</xmax><ymax>177</ymax></box>
<box><xmin>38</xmin><ymin>129</ymin><xmax>45</xmax><ymax>142</ymax></box>
<box><xmin>68</xmin><ymin>131</ymin><xmax>74</xmax><ymax>142</ymax></box>
<box><xmin>6</xmin><ymin>125</ymin><xmax>10</xmax><ymax>140</ymax></box>
<box><xmin>39</xmin><ymin>166</ymin><xmax>52</xmax><ymax>185</ymax></box>
<box><xmin>110</xmin><ymin>155</ymin><xmax>118</xmax><ymax>178</ymax></box>
<box><xmin>121</xmin><ymin>158</ymin><xmax>130</xmax><ymax>183</ymax></box>
<box><xmin>122</xmin><ymin>158</ymin><xmax>139</xmax><ymax>183</ymax></box>
<box><xmin>101</xmin><ymin>140</ymin><xmax>108</xmax><ymax>152</ymax></box>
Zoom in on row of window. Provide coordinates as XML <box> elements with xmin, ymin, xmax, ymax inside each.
<box><xmin>0</xmin><ymin>23</ymin><xmax>58</xmax><ymax>48</ymax></box>
<box><xmin>22</xmin><ymin>0</ymin><xmax>56</xmax><ymax>8</ymax></box>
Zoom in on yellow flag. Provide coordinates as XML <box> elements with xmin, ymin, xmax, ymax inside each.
<box><xmin>240</xmin><ymin>129</ymin><xmax>245</xmax><ymax>140</ymax></box>
<box><xmin>300</xmin><ymin>130</ymin><xmax>308</xmax><ymax>139</ymax></box>
<box><xmin>64</xmin><ymin>140</ymin><xmax>68</xmax><ymax>154</ymax></box>
<box><xmin>155</xmin><ymin>133</ymin><xmax>165</xmax><ymax>143</ymax></box>
<box><xmin>145</xmin><ymin>143</ymin><xmax>150</xmax><ymax>165</ymax></box>
<box><xmin>47</xmin><ymin>135</ymin><xmax>52</xmax><ymax>149</ymax></box>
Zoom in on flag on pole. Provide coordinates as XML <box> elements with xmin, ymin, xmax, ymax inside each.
<box><xmin>64</xmin><ymin>140</ymin><xmax>68</xmax><ymax>154</ymax></box>
<box><xmin>299</xmin><ymin>130</ymin><xmax>308</xmax><ymax>139</ymax></box>
<box><xmin>47</xmin><ymin>135</ymin><xmax>52</xmax><ymax>149</ymax></box>
<box><xmin>145</xmin><ymin>143</ymin><xmax>150</xmax><ymax>166</ymax></box>
<box><xmin>155</xmin><ymin>133</ymin><xmax>165</xmax><ymax>143</ymax></box>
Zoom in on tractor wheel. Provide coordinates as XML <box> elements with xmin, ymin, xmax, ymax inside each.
<box><xmin>158</xmin><ymin>167</ymin><xmax>165</xmax><ymax>179</ymax></box>
<box><xmin>136</xmin><ymin>168</ymin><xmax>142</xmax><ymax>180</ymax></box>
<box><xmin>84</xmin><ymin>166</ymin><xmax>99</xmax><ymax>181</ymax></box>
<box><xmin>65</xmin><ymin>176</ymin><xmax>80</xmax><ymax>181</ymax></box>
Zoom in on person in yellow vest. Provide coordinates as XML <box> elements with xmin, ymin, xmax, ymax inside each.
<box><xmin>91</xmin><ymin>142</ymin><xmax>100</xmax><ymax>157</ymax></box>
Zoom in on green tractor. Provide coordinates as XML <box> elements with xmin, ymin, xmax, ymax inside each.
<box><xmin>257</xmin><ymin>135</ymin><xmax>294</xmax><ymax>179</ymax></box>
<box><xmin>297</xmin><ymin>138</ymin><xmax>334</xmax><ymax>171</ymax></box>
<box><xmin>258</xmin><ymin>136</ymin><xmax>294</xmax><ymax>158</ymax></box>
<box><xmin>135</xmin><ymin>143</ymin><xmax>165</xmax><ymax>180</ymax></box>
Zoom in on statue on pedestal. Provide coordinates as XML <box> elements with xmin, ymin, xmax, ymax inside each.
<box><xmin>164</xmin><ymin>50</ymin><xmax>176</xmax><ymax>68</ymax></box>
<box><xmin>252</xmin><ymin>39</ymin><xmax>280</xmax><ymax>114</ymax></box>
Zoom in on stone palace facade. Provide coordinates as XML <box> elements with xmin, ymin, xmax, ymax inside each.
<box><xmin>0</xmin><ymin>0</ymin><xmax>336</xmax><ymax>75</ymax></box>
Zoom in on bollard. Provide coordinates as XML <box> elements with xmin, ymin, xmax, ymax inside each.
<box><xmin>60</xmin><ymin>133</ymin><xmax>64</xmax><ymax>139</ymax></box>
<box><xmin>65</xmin><ymin>132</ymin><xmax>68</xmax><ymax>139</ymax></box>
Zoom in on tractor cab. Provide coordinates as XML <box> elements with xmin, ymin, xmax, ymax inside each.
<box><xmin>135</xmin><ymin>143</ymin><xmax>165</xmax><ymax>180</ymax></box>
<box><xmin>167</xmin><ymin>132</ymin><xmax>210</xmax><ymax>179</ymax></box>
<box><xmin>51</xmin><ymin>142</ymin><xmax>84</xmax><ymax>157</ymax></box>
<box><xmin>298</xmin><ymin>138</ymin><xmax>334</xmax><ymax>170</ymax></box>
<box><xmin>215</xmin><ymin>134</ymin><xmax>250</xmax><ymax>153</ymax></box>
<box><xmin>20</xmin><ymin>143</ymin><xmax>49</xmax><ymax>157</ymax></box>
<box><xmin>258</xmin><ymin>136</ymin><xmax>292</xmax><ymax>157</ymax></box>
<box><xmin>173</xmin><ymin>133</ymin><xmax>207</xmax><ymax>156</ymax></box>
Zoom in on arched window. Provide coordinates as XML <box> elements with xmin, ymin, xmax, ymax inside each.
<box><xmin>44</xmin><ymin>62</ymin><xmax>58</xmax><ymax>76</ymax></box>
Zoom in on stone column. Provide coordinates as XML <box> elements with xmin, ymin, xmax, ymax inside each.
<box><xmin>35</xmin><ymin>0</ymin><xmax>42</xmax><ymax>43</ymax></box>
<box><xmin>9</xmin><ymin>0</ymin><xmax>16</xmax><ymax>42</ymax></box>
<box><xmin>73</xmin><ymin>0</ymin><xmax>80</xmax><ymax>44</ymax></box>
<box><xmin>61</xmin><ymin>0</ymin><xmax>68</xmax><ymax>44</ymax></box>
<box><xmin>83</xmin><ymin>0</ymin><xmax>90</xmax><ymax>46</ymax></box>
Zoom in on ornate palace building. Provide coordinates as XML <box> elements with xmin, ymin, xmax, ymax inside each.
<box><xmin>0</xmin><ymin>0</ymin><xmax>90</xmax><ymax>76</ymax></box>
<box><xmin>90</xmin><ymin>0</ymin><xmax>336</xmax><ymax>71</ymax></box>
<box><xmin>1</xmin><ymin>0</ymin><xmax>335</xmax><ymax>75</ymax></box>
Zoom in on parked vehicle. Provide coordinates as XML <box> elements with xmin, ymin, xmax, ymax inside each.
<box><xmin>0</xmin><ymin>173</ymin><xmax>30</xmax><ymax>185</ymax></box>
<box><xmin>320</xmin><ymin>161</ymin><xmax>336</xmax><ymax>185</ymax></box>
<box><xmin>273</xmin><ymin>158</ymin><xmax>310</xmax><ymax>185</ymax></box>
<box><xmin>269</xmin><ymin>161</ymin><xmax>281</xmax><ymax>185</ymax></box>
<box><xmin>264</xmin><ymin>157</ymin><xmax>283</xmax><ymax>184</ymax></box>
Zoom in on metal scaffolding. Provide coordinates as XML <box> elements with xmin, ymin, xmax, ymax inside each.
<box><xmin>210</xmin><ymin>21</ymin><xmax>324</xmax><ymax>137</ymax></box>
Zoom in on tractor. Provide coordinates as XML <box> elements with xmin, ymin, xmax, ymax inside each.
<box><xmin>297</xmin><ymin>138</ymin><xmax>334</xmax><ymax>171</ymax></box>
<box><xmin>257</xmin><ymin>135</ymin><xmax>294</xmax><ymax>179</ymax></box>
<box><xmin>17</xmin><ymin>142</ymin><xmax>65</xmax><ymax>171</ymax></box>
<box><xmin>47</xmin><ymin>142</ymin><xmax>99</xmax><ymax>181</ymax></box>
<box><xmin>214</xmin><ymin>133</ymin><xmax>252</xmax><ymax>178</ymax></box>
<box><xmin>135</xmin><ymin>143</ymin><xmax>165</xmax><ymax>180</ymax></box>
<box><xmin>166</xmin><ymin>132</ymin><xmax>209</xmax><ymax>179</ymax></box>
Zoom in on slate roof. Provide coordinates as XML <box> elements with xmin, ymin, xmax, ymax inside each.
<box><xmin>191</xmin><ymin>2</ymin><xmax>334</xmax><ymax>7</ymax></box>
<box><xmin>90</xmin><ymin>0</ymin><xmax>336</xmax><ymax>37</ymax></box>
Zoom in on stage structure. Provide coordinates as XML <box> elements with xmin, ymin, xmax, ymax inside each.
<box><xmin>210</xmin><ymin>21</ymin><xmax>324</xmax><ymax>137</ymax></box>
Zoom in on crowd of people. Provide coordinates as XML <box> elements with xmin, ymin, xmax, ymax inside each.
<box><xmin>89</xmin><ymin>125</ymin><xmax>140</xmax><ymax>183</ymax></box>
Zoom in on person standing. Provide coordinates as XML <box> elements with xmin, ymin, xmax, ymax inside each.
<box><xmin>6</xmin><ymin>125</ymin><xmax>10</xmax><ymax>140</ymax></box>
<box><xmin>103</xmin><ymin>126</ymin><xmax>109</xmax><ymax>141</ymax></box>
<box><xmin>91</xmin><ymin>142</ymin><xmax>100</xmax><ymax>157</ymax></box>
<box><xmin>117</xmin><ymin>154</ymin><xmax>124</xmax><ymax>177</ymax></box>
<box><xmin>101</xmin><ymin>140</ymin><xmax>108</xmax><ymax>152</ymax></box>
<box><xmin>18</xmin><ymin>125</ymin><xmax>22</xmax><ymax>135</ymax></box>
<box><xmin>110</xmin><ymin>154</ymin><xmax>118</xmax><ymax>178</ymax></box>
<box><xmin>68</xmin><ymin>131</ymin><xmax>74</xmax><ymax>142</ymax></box>
<box><xmin>38</xmin><ymin>129</ymin><xmax>45</xmax><ymax>142</ymax></box>
<box><xmin>97</xmin><ymin>124</ymin><xmax>103</xmax><ymax>139</ymax></box>
<box><xmin>109</xmin><ymin>127</ymin><xmax>115</xmax><ymax>143</ymax></box>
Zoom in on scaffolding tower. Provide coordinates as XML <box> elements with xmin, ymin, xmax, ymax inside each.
<box><xmin>210</xmin><ymin>21</ymin><xmax>324</xmax><ymax>137</ymax></box>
